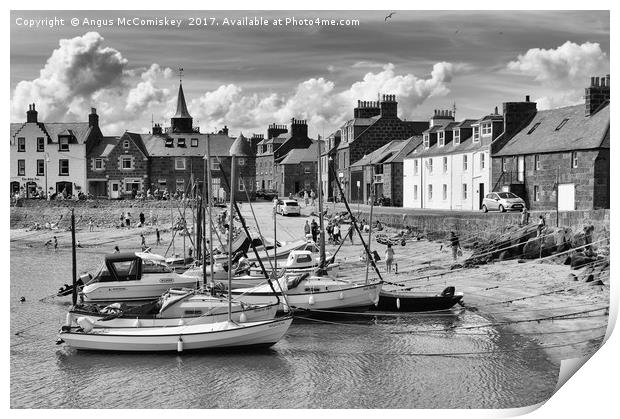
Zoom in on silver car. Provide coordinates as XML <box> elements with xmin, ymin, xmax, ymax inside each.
<box><xmin>481</xmin><ymin>192</ymin><xmax>526</xmax><ymax>212</ymax></box>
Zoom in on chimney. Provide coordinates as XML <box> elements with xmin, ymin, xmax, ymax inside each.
<box><xmin>26</xmin><ymin>103</ymin><xmax>38</xmax><ymax>123</ymax></box>
<box><xmin>88</xmin><ymin>107</ymin><xmax>99</xmax><ymax>128</ymax></box>
<box><xmin>267</xmin><ymin>123</ymin><xmax>288</xmax><ymax>139</ymax></box>
<box><xmin>380</xmin><ymin>94</ymin><xmax>398</xmax><ymax>118</ymax></box>
<box><xmin>502</xmin><ymin>97</ymin><xmax>537</xmax><ymax>140</ymax></box>
<box><xmin>290</xmin><ymin>118</ymin><xmax>308</xmax><ymax>138</ymax></box>
<box><xmin>429</xmin><ymin>108</ymin><xmax>455</xmax><ymax>127</ymax></box>
<box><xmin>585</xmin><ymin>74</ymin><xmax>610</xmax><ymax>117</ymax></box>
<box><xmin>354</xmin><ymin>99</ymin><xmax>381</xmax><ymax>118</ymax></box>
<box><xmin>152</xmin><ymin>123</ymin><xmax>163</xmax><ymax>135</ymax></box>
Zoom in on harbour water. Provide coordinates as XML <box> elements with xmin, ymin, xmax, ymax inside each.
<box><xmin>10</xmin><ymin>240</ymin><xmax>559</xmax><ymax>409</ymax></box>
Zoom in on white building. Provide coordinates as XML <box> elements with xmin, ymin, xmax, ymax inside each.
<box><xmin>403</xmin><ymin>109</ymin><xmax>503</xmax><ymax>211</ymax></box>
<box><xmin>10</xmin><ymin>104</ymin><xmax>104</xmax><ymax>198</ymax></box>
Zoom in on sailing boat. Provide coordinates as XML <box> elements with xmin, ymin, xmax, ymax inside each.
<box><xmin>231</xmin><ymin>139</ymin><xmax>382</xmax><ymax>313</ymax></box>
<box><xmin>59</xmin><ymin>137</ymin><xmax>293</xmax><ymax>351</ymax></box>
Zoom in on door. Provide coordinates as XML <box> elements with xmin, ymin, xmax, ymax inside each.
<box><xmin>110</xmin><ymin>181</ymin><xmax>120</xmax><ymax>199</ymax></box>
<box><xmin>558</xmin><ymin>183</ymin><xmax>575</xmax><ymax>211</ymax></box>
<box><xmin>478</xmin><ymin>183</ymin><xmax>485</xmax><ymax>210</ymax></box>
<box><xmin>517</xmin><ymin>156</ymin><xmax>525</xmax><ymax>182</ymax></box>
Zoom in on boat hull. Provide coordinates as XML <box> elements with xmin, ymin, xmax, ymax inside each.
<box><xmin>81</xmin><ymin>276</ymin><xmax>199</xmax><ymax>304</ymax></box>
<box><xmin>60</xmin><ymin>317</ymin><xmax>293</xmax><ymax>352</ymax></box>
<box><xmin>374</xmin><ymin>290</ymin><xmax>463</xmax><ymax>312</ymax></box>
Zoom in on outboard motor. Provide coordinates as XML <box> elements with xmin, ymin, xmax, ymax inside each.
<box><xmin>441</xmin><ymin>286</ymin><xmax>456</xmax><ymax>298</ymax></box>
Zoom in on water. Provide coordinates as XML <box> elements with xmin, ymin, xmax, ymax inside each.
<box><xmin>10</xmin><ymin>239</ymin><xmax>559</xmax><ymax>408</ymax></box>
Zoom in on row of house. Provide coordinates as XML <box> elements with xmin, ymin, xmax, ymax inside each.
<box><xmin>10</xmin><ymin>74</ymin><xmax>610</xmax><ymax>211</ymax></box>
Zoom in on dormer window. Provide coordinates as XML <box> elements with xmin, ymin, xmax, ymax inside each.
<box><xmin>423</xmin><ymin>134</ymin><xmax>430</xmax><ymax>148</ymax></box>
<box><xmin>481</xmin><ymin>123</ymin><xmax>492</xmax><ymax>136</ymax></box>
<box><xmin>438</xmin><ymin>131</ymin><xmax>445</xmax><ymax>147</ymax></box>
<box><xmin>191</xmin><ymin>138</ymin><xmax>198</xmax><ymax>147</ymax></box>
<box><xmin>472</xmin><ymin>126</ymin><xmax>480</xmax><ymax>143</ymax></box>
<box><xmin>177</xmin><ymin>138</ymin><xmax>186</xmax><ymax>147</ymax></box>
<box><xmin>165</xmin><ymin>138</ymin><xmax>174</xmax><ymax>148</ymax></box>
<box><xmin>453</xmin><ymin>130</ymin><xmax>460</xmax><ymax>145</ymax></box>
<box><xmin>123</xmin><ymin>139</ymin><xmax>130</xmax><ymax>149</ymax></box>
<box><xmin>59</xmin><ymin>137</ymin><xmax>70</xmax><ymax>151</ymax></box>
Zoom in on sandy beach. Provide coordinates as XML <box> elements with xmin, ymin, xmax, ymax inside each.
<box><xmin>10</xmin><ymin>201</ymin><xmax>609</xmax><ymax>364</ymax></box>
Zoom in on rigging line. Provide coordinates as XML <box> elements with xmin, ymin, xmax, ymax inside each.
<box><xmin>388</xmin><ymin>325</ymin><xmax>608</xmax><ymax>337</ymax></box>
<box><xmin>471</xmin><ymin>286</ymin><xmax>609</xmax><ymax>307</ymax></box>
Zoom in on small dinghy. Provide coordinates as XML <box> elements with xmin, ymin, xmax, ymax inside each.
<box><xmin>373</xmin><ymin>286</ymin><xmax>464</xmax><ymax>312</ymax></box>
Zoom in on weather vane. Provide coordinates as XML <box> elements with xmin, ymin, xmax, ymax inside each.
<box><xmin>178</xmin><ymin>67</ymin><xmax>184</xmax><ymax>83</ymax></box>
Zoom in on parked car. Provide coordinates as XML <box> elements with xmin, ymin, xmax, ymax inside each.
<box><xmin>276</xmin><ymin>199</ymin><xmax>301</xmax><ymax>216</ymax></box>
<box><xmin>256</xmin><ymin>189</ymin><xmax>278</xmax><ymax>200</ymax></box>
<box><xmin>481</xmin><ymin>192</ymin><xmax>526</xmax><ymax>212</ymax></box>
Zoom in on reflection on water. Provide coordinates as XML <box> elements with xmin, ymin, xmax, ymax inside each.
<box><xmin>11</xmin><ymin>242</ymin><xmax>559</xmax><ymax>408</ymax></box>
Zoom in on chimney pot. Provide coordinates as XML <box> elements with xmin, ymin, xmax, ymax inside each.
<box><xmin>525</xmin><ymin>95</ymin><xmax>530</xmax><ymax>102</ymax></box>
<box><xmin>591</xmin><ymin>77</ymin><xmax>596</xmax><ymax>87</ymax></box>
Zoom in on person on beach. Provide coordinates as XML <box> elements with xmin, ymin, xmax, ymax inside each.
<box><xmin>304</xmin><ymin>191</ymin><xmax>309</xmax><ymax>207</ymax></box>
<box><xmin>114</xmin><ymin>246</ymin><xmax>120</xmax><ymax>253</ymax></box>
<box><xmin>125</xmin><ymin>212</ymin><xmax>131</xmax><ymax>228</ymax></box>
<box><xmin>537</xmin><ymin>215</ymin><xmax>546</xmax><ymax>237</ymax></box>
<box><xmin>304</xmin><ymin>220</ymin><xmax>311</xmax><ymax>239</ymax></box>
<box><xmin>326</xmin><ymin>222</ymin><xmax>334</xmax><ymax>243</ymax></box>
<box><xmin>140</xmin><ymin>234</ymin><xmax>146</xmax><ymax>250</ymax></box>
<box><xmin>520</xmin><ymin>208</ymin><xmax>529</xmax><ymax>226</ymax></box>
<box><xmin>311</xmin><ymin>219</ymin><xmax>319</xmax><ymax>242</ymax></box>
<box><xmin>385</xmin><ymin>243</ymin><xmax>395</xmax><ymax>273</ymax></box>
<box><xmin>348</xmin><ymin>224</ymin><xmax>355</xmax><ymax>244</ymax></box>
<box><xmin>332</xmin><ymin>223</ymin><xmax>341</xmax><ymax>245</ymax></box>
<box><xmin>88</xmin><ymin>218</ymin><xmax>94</xmax><ymax>232</ymax></box>
<box><xmin>449</xmin><ymin>232</ymin><xmax>461</xmax><ymax>261</ymax></box>
<box><xmin>310</xmin><ymin>189</ymin><xmax>316</xmax><ymax>206</ymax></box>
<box><xmin>53</xmin><ymin>236</ymin><xmax>58</xmax><ymax>252</ymax></box>
<box><xmin>189</xmin><ymin>247</ymin><xmax>193</xmax><ymax>258</ymax></box>
<box><xmin>139</xmin><ymin>212</ymin><xmax>145</xmax><ymax>227</ymax></box>
<box><xmin>156</xmin><ymin>228</ymin><xmax>161</xmax><ymax>245</ymax></box>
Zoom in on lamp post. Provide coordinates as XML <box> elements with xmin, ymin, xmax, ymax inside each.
<box><xmin>44</xmin><ymin>153</ymin><xmax>50</xmax><ymax>200</ymax></box>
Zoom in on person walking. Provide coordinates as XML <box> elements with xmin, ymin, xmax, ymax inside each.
<box><xmin>385</xmin><ymin>243</ymin><xmax>395</xmax><ymax>273</ymax></box>
<box><xmin>125</xmin><ymin>212</ymin><xmax>131</xmax><ymax>228</ymax></box>
<box><xmin>332</xmin><ymin>223</ymin><xmax>341</xmax><ymax>245</ymax></box>
<box><xmin>310</xmin><ymin>189</ymin><xmax>316</xmax><ymax>206</ymax></box>
<box><xmin>537</xmin><ymin>215</ymin><xmax>546</xmax><ymax>237</ymax></box>
<box><xmin>140</xmin><ymin>234</ymin><xmax>146</xmax><ymax>250</ymax></box>
<box><xmin>139</xmin><ymin>212</ymin><xmax>145</xmax><ymax>227</ymax></box>
<box><xmin>114</xmin><ymin>245</ymin><xmax>120</xmax><ymax>253</ymax></box>
<box><xmin>88</xmin><ymin>218</ymin><xmax>94</xmax><ymax>232</ymax></box>
<box><xmin>520</xmin><ymin>207</ymin><xmax>529</xmax><ymax>226</ymax></box>
<box><xmin>304</xmin><ymin>191</ymin><xmax>309</xmax><ymax>207</ymax></box>
<box><xmin>304</xmin><ymin>220</ymin><xmax>311</xmax><ymax>240</ymax></box>
<box><xmin>53</xmin><ymin>236</ymin><xmax>58</xmax><ymax>252</ymax></box>
<box><xmin>449</xmin><ymin>231</ymin><xmax>461</xmax><ymax>261</ymax></box>
<box><xmin>348</xmin><ymin>223</ymin><xmax>355</xmax><ymax>244</ymax></box>
<box><xmin>310</xmin><ymin>219</ymin><xmax>319</xmax><ymax>243</ymax></box>
<box><xmin>156</xmin><ymin>228</ymin><xmax>161</xmax><ymax>245</ymax></box>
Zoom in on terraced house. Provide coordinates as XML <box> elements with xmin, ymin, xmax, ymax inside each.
<box><xmin>10</xmin><ymin>104</ymin><xmax>105</xmax><ymax>198</ymax></box>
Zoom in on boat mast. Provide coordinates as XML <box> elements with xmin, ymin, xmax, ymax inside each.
<box><xmin>71</xmin><ymin>208</ymin><xmax>77</xmax><ymax>306</ymax></box>
<box><xmin>226</xmin><ymin>158</ymin><xmax>236</xmax><ymax>321</ymax></box>
<box><xmin>317</xmin><ymin>138</ymin><xmax>326</xmax><ymax>271</ymax></box>
<box><xmin>365</xmin><ymin>159</ymin><xmax>374</xmax><ymax>285</ymax></box>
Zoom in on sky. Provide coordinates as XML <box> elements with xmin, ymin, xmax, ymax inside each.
<box><xmin>10</xmin><ymin>10</ymin><xmax>610</xmax><ymax>138</ymax></box>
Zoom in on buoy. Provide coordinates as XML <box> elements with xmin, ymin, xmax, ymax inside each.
<box><xmin>65</xmin><ymin>313</ymin><xmax>73</xmax><ymax>327</ymax></box>
<box><xmin>178</xmin><ymin>319</ymin><xmax>185</xmax><ymax>326</ymax></box>
<box><xmin>177</xmin><ymin>337</ymin><xmax>183</xmax><ymax>353</ymax></box>
<box><xmin>396</xmin><ymin>298</ymin><xmax>401</xmax><ymax>310</ymax></box>
<box><xmin>239</xmin><ymin>311</ymin><xmax>248</xmax><ymax>323</ymax></box>
<box><xmin>20</xmin><ymin>296</ymin><xmax>26</xmax><ymax>303</ymax></box>
<box><xmin>308</xmin><ymin>295</ymin><xmax>315</xmax><ymax>306</ymax></box>
<box><xmin>339</xmin><ymin>292</ymin><xmax>344</xmax><ymax>300</ymax></box>
<box><xmin>133</xmin><ymin>318</ymin><xmax>141</xmax><ymax>328</ymax></box>
<box><xmin>76</xmin><ymin>317</ymin><xmax>94</xmax><ymax>333</ymax></box>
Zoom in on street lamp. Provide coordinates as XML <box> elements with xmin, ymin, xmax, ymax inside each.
<box><xmin>44</xmin><ymin>152</ymin><xmax>50</xmax><ymax>200</ymax></box>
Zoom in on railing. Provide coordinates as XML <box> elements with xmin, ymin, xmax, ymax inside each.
<box><xmin>493</xmin><ymin>171</ymin><xmax>524</xmax><ymax>190</ymax></box>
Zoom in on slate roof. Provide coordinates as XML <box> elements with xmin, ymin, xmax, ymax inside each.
<box><xmin>408</xmin><ymin>132</ymin><xmax>488</xmax><ymax>158</ymax></box>
<box><xmin>493</xmin><ymin>103</ymin><xmax>610</xmax><ymax>157</ymax></box>
<box><xmin>141</xmin><ymin>133</ymin><xmax>238</xmax><ymax>157</ymax></box>
<box><xmin>278</xmin><ymin>141</ymin><xmax>319</xmax><ymax>165</ymax></box>
<box><xmin>10</xmin><ymin>122</ymin><xmax>94</xmax><ymax>144</ymax></box>
<box><xmin>351</xmin><ymin>140</ymin><xmax>404</xmax><ymax>168</ymax></box>
<box><xmin>88</xmin><ymin>136</ymin><xmax>119</xmax><ymax>157</ymax></box>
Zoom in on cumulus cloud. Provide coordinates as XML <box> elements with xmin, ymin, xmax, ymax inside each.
<box><xmin>11</xmin><ymin>32</ymin><xmax>127</xmax><ymax>122</ymax></box>
<box><xmin>125</xmin><ymin>64</ymin><xmax>173</xmax><ymax>113</ymax></box>
<box><xmin>191</xmin><ymin>62</ymin><xmax>458</xmax><ymax>136</ymax></box>
<box><xmin>507</xmin><ymin>41</ymin><xmax>609</xmax><ymax>108</ymax></box>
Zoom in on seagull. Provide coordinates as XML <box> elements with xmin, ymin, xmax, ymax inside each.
<box><xmin>385</xmin><ymin>12</ymin><xmax>396</xmax><ymax>21</ymax></box>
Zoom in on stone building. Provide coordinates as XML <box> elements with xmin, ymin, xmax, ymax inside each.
<box><xmin>277</xmin><ymin>141</ymin><xmax>320</xmax><ymax>196</ymax></box>
<box><xmin>403</xmin><ymin>107</ymin><xmax>503</xmax><ymax>210</ymax></box>
<box><xmin>350</xmin><ymin>138</ymin><xmax>421</xmax><ymax>207</ymax></box>
<box><xmin>321</xmin><ymin>130</ymin><xmax>341</xmax><ymax>200</ymax></box>
<box><xmin>334</xmin><ymin>95</ymin><xmax>428</xmax><ymax>202</ymax></box>
<box><xmin>255</xmin><ymin>119</ymin><xmax>313</xmax><ymax>193</ymax></box>
<box><xmin>491</xmin><ymin>75</ymin><xmax>610</xmax><ymax>211</ymax></box>
<box><xmin>10</xmin><ymin>105</ymin><xmax>105</xmax><ymax>198</ymax></box>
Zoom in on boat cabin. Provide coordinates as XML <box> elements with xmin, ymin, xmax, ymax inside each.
<box><xmin>87</xmin><ymin>252</ymin><xmax>172</xmax><ymax>284</ymax></box>
<box><xmin>286</xmin><ymin>250</ymin><xmax>316</xmax><ymax>268</ymax></box>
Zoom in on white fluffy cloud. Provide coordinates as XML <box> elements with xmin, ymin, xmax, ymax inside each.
<box><xmin>125</xmin><ymin>64</ymin><xmax>173</xmax><ymax>113</ymax></box>
<box><xmin>191</xmin><ymin>62</ymin><xmax>458</xmax><ymax>136</ymax></box>
<box><xmin>11</xmin><ymin>32</ymin><xmax>128</xmax><ymax>122</ymax></box>
<box><xmin>507</xmin><ymin>41</ymin><xmax>609</xmax><ymax>109</ymax></box>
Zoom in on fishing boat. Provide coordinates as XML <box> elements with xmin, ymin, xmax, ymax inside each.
<box><xmin>249</xmin><ymin>249</ymin><xmax>340</xmax><ymax>277</ymax></box>
<box><xmin>77</xmin><ymin>252</ymin><xmax>199</xmax><ymax>304</ymax></box>
<box><xmin>373</xmin><ymin>286</ymin><xmax>464</xmax><ymax>312</ymax></box>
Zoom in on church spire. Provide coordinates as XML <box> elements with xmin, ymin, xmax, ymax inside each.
<box><xmin>173</xmin><ymin>82</ymin><xmax>192</xmax><ymax>119</ymax></box>
<box><xmin>170</xmin><ymin>67</ymin><xmax>194</xmax><ymax>133</ymax></box>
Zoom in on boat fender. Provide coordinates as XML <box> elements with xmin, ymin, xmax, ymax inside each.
<box><xmin>338</xmin><ymin>292</ymin><xmax>344</xmax><ymax>300</ymax></box>
<box><xmin>76</xmin><ymin>317</ymin><xmax>94</xmax><ymax>333</ymax></box>
<box><xmin>177</xmin><ymin>337</ymin><xmax>183</xmax><ymax>353</ymax></box>
<box><xmin>65</xmin><ymin>313</ymin><xmax>73</xmax><ymax>327</ymax></box>
<box><xmin>308</xmin><ymin>295</ymin><xmax>315</xmax><ymax>306</ymax></box>
<box><xmin>133</xmin><ymin>318</ymin><xmax>141</xmax><ymax>328</ymax></box>
<box><xmin>396</xmin><ymin>298</ymin><xmax>400</xmax><ymax>310</ymax></box>
<box><xmin>239</xmin><ymin>311</ymin><xmax>248</xmax><ymax>323</ymax></box>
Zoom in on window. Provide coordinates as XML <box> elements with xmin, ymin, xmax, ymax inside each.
<box><xmin>453</xmin><ymin>130</ymin><xmax>460</xmax><ymax>145</ymax></box>
<box><xmin>177</xmin><ymin>138</ymin><xmax>186</xmax><ymax>147</ymax></box>
<box><xmin>175</xmin><ymin>179</ymin><xmax>185</xmax><ymax>192</ymax></box>
<box><xmin>191</xmin><ymin>138</ymin><xmax>198</xmax><ymax>147</ymax></box>
<box><xmin>534</xmin><ymin>154</ymin><xmax>540</xmax><ymax>171</ymax></box>
<box><xmin>555</xmin><ymin>119</ymin><xmax>569</xmax><ymax>131</ymax></box>
<box><xmin>121</xmin><ymin>157</ymin><xmax>133</xmax><ymax>170</ymax></box>
<box><xmin>413</xmin><ymin>185</ymin><xmax>418</xmax><ymax>200</ymax></box>
<box><xmin>463</xmin><ymin>155</ymin><xmax>468</xmax><ymax>171</ymax></box>
<box><xmin>59</xmin><ymin>159</ymin><xmax>69</xmax><ymax>176</ymax></box>
<box><xmin>165</xmin><ymin>138</ymin><xmax>174</xmax><ymax>147</ymax></box>
<box><xmin>94</xmin><ymin>158</ymin><xmax>103</xmax><ymax>170</ymax></box>
<box><xmin>238</xmin><ymin>158</ymin><xmax>246</xmax><ymax>166</ymax></box>
<box><xmin>423</xmin><ymin>134</ymin><xmax>430</xmax><ymax>148</ymax></box>
<box><xmin>480</xmin><ymin>153</ymin><xmax>485</xmax><ymax>170</ymax></box>
<box><xmin>37</xmin><ymin>137</ymin><xmax>45</xmax><ymax>152</ymax></box>
<box><xmin>123</xmin><ymin>140</ymin><xmax>130</xmax><ymax>149</ymax></box>
<box><xmin>304</xmin><ymin>165</ymin><xmax>311</xmax><ymax>174</ymax></box>
<box><xmin>438</xmin><ymin>131</ymin><xmax>445</xmax><ymax>147</ymax></box>
<box><xmin>175</xmin><ymin>158</ymin><xmax>186</xmax><ymax>170</ymax></box>
<box><xmin>17</xmin><ymin>137</ymin><xmax>25</xmax><ymax>152</ymax></box>
<box><xmin>428</xmin><ymin>184</ymin><xmax>433</xmax><ymax>200</ymax></box>
<box><xmin>428</xmin><ymin>158</ymin><xmax>433</xmax><ymax>174</ymax></box>
<box><xmin>413</xmin><ymin>159</ymin><xmax>419</xmax><ymax>175</ymax></box>
<box><xmin>37</xmin><ymin>159</ymin><xmax>45</xmax><ymax>176</ymax></box>
<box><xmin>502</xmin><ymin>158</ymin><xmax>508</xmax><ymax>173</ymax></box>
<box><xmin>238</xmin><ymin>177</ymin><xmax>245</xmax><ymax>191</ymax></box>
<box><xmin>534</xmin><ymin>185</ymin><xmax>540</xmax><ymax>201</ymax></box>
<box><xmin>571</xmin><ymin>151</ymin><xmax>578</xmax><ymax>168</ymax></box>
<box><xmin>443</xmin><ymin>157</ymin><xmax>448</xmax><ymax>173</ymax></box>
<box><xmin>462</xmin><ymin>183</ymin><xmax>468</xmax><ymax>200</ymax></box>
<box><xmin>211</xmin><ymin>157</ymin><xmax>220</xmax><ymax>170</ymax></box>
<box><xmin>481</xmin><ymin>123</ymin><xmax>492</xmax><ymax>136</ymax></box>
<box><xmin>473</xmin><ymin>126</ymin><xmax>480</xmax><ymax>142</ymax></box>
<box><xmin>527</xmin><ymin>122</ymin><xmax>541</xmax><ymax>135</ymax></box>
<box><xmin>17</xmin><ymin>159</ymin><xmax>25</xmax><ymax>176</ymax></box>
<box><xmin>59</xmin><ymin>137</ymin><xmax>69</xmax><ymax>151</ymax></box>
<box><xmin>442</xmin><ymin>184</ymin><xmax>448</xmax><ymax>200</ymax></box>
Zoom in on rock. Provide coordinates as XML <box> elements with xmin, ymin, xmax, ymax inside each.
<box><xmin>450</xmin><ymin>263</ymin><xmax>463</xmax><ymax>270</ymax></box>
<box><xmin>584</xmin><ymin>274</ymin><xmax>595</xmax><ymax>283</ymax></box>
<box><xmin>591</xmin><ymin>279</ymin><xmax>605</xmax><ymax>286</ymax></box>
<box><xmin>571</xmin><ymin>254</ymin><xmax>597</xmax><ymax>269</ymax></box>
<box><xmin>571</xmin><ymin>231</ymin><xmax>586</xmax><ymax>248</ymax></box>
<box><xmin>517</xmin><ymin>259</ymin><xmax>526</xmax><ymax>263</ymax></box>
<box><xmin>523</xmin><ymin>238</ymin><xmax>541</xmax><ymax>259</ymax></box>
<box><xmin>568</xmin><ymin>273</ymin><xmax>578</xmax><ymax>281</ymax></box>
<box><xmin>564</xmin><ymin>256</ymin><xmax>572</xmax><ymax>265</ymax></box>
<box><xmin>498</xmin><ymin>251</ymin><xmax>511</xmax><ymax>261</ymax></box>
